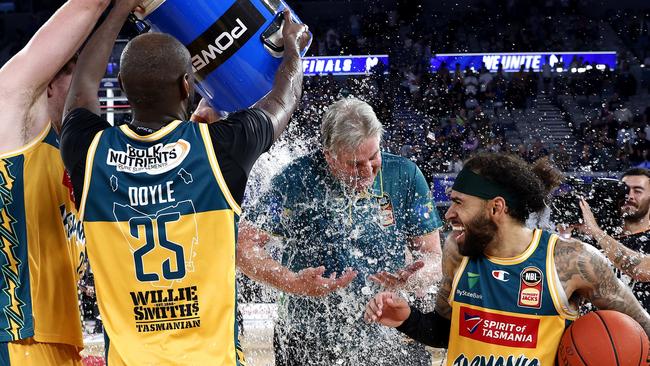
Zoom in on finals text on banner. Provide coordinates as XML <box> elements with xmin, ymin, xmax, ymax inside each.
<box><xmin>302</xmin><ymin>55</ymin><xmax>389</xmax><ymax>76</ymax></box>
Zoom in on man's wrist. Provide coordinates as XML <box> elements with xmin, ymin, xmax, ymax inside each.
<box><xmin>395</xmin><ymin>306</ymin><xmax>417</xmax><ymax>330</ymax></box>
<box><xmin>593</xmin><ymin>228</ymin><xmax>608</xmax><ymax>245</ymax></box>
<box><xmin>283</xmin><ymin>270</ymin><xmax>302</xmax><ymax>293</ymax></box>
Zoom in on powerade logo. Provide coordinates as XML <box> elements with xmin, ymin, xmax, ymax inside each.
<box><xmin>186</xmin><ymin>0</ymin><xmax>266</xmax><ymax>80</ymax></box>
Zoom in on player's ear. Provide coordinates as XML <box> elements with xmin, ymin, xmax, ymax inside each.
<box><xmin>490</xmin><ymin>197</ymin><xmax>507</xmax><ymax>216</ymax></box>
<box><xmin>180</xmin><ymin>73</ymin><xmax>191</xmax><ymax>100</ymax></box>
<box><xmin>117</xmin><ymin>73</ymin><xmax>125</xmax><ymax>93</ymax></box>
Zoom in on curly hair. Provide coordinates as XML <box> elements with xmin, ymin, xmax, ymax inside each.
<box><xmin>463</xmin><ymin>153</ymin><xmax>563</xmax><ymax>223</ymax></box>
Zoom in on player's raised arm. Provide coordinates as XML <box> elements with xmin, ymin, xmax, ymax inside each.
<box><xmin>0</xmin><ymin>0</ymin><xmax>109</xmax><ymax>151</ymax></box>
<box><xmin>65</xmin><ymin>0</ymin><xmax>142</xmax><ymax>116</ymax></box>
<box><xmin>252</xmin><ymin>10</ymin><xmax>309</xmax><ymax>141</ymax></box>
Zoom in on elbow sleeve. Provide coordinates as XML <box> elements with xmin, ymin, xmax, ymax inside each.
<box><xmin>395</xmin><ymin>306</ymin><xmax>451</xmax><ymax>348</ymax></box>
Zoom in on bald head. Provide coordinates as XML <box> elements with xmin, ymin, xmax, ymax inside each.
<box><xmin>119</xmin><ymin>33</ymin><xmax>193</xmax><ymax>110</ymax></box>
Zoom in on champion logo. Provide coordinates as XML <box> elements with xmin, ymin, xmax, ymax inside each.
<box><xmin>464</xmin><ymin>313</ymin><xmax>482</xmax><ymax>334</ymax></box>
<box><xmin>492</xmin><ymin>270</ymin><xmax>510</xmax><ymax>282</ymax></box>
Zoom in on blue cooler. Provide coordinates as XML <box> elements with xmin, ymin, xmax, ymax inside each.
<box><xmin>137</xmin><ymin>0</ymin><xmax>310</xmax><ymax>112</ymax></box>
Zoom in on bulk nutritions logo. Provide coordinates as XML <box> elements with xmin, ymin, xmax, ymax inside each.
<box><xmin>107</xmin><ymin>140</ymin><xmax>191</xmax><ymax>175</ymax></box>
<box><xmin>187</xmin><ymin>0</ymin><xmax>266</xmax><ymax>80</ymax></box>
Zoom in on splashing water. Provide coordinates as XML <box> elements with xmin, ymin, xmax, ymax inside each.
<box><xmin>237</xmin><ymin>97</ymin><xmax>444</xmax><ymax>365</ymax></box>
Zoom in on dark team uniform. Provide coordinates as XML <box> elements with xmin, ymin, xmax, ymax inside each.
<box><xmin>617</xmin><ymin>229</ymin><xmax>650</xmax><ymax>311</ymax></box>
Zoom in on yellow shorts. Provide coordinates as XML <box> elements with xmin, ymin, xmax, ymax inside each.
<box><xmin>1</xmin><ymin>338</ymin><xmax>82</xmax><ymax>366</ymax></box>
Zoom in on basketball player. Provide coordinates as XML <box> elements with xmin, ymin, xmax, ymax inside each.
<box><xmin>0</xmin><ymin>1</ymin><xmax>109</xmax><ymax>364</ymax></box>
<box><xmin>577</xmin><ymin>168</ymin><xmax>650</xmax><ymax>311</ymax></box>
<box><xmin>60</xmin><ymin>4</ymin><xmax>309</xmax><ymax>365</ymax></box>
<box><xmin>238</xmin><ymin>98</ymin><xmax>442</xmax><ymax>365</ymax></box>
<box><xmin>365</xmin><ymin>153</ymin><xmax>650</xmax><ymax>365</ymax></box>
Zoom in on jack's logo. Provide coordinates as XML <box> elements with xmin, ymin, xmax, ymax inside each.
<box><xmin>107</xmin><ymin>140</ymin><xmax>191</xmax><ymax>175</ymax></box>
<box><xmin>518</xmin><ymin>267</ymin><xmax>543</xmax><ymax>309</ymax></box>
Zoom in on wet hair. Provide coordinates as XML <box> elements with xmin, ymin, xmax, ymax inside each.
<box><xmin>119</xmin><ymin>33</ymin><xmax>192</xmax><ymax>109</ymax></box>
<box><xmin>320</xmin><ymin>97</ymin><xmax>384</xmax><ymax>155</ymax></box>
<box><xmin>463</xmin><ymin>153</ymin><xmax>563</xmax><ymax>223</ymax></box>
<box><xmin>622</xmin><ymin>168</ymin><xmax>650</xmax><ymax>181</ymax></box>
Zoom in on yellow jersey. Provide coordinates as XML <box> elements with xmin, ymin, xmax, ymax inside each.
<box><xmin>447</xmin><ymin>229</ymin><xmax>577</xmax><ymax>366</ymax></box>
<box><xmin>0</xmin><ymin>123</ymin><xmax>85</xmax><ymax>348</ymax></box>
<box><xmin>80</xmin><ymin>121</ymin><xmax>243</xmax><ymax>365</ymax></box>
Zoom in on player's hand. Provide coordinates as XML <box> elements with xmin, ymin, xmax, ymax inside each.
<box><xmin>281</xmin><ymin>9</ymin><xmax>310</xmax><ymax>55</ymax></box>
<box><xmin>576</xmin><ymin>198</ymin><xmax>600</xmax><ymax>238</ymax></box>
<box><xmin>115</xmin><ymin>0</ymin><xmax>145</xmax><ymax>12</ymax></box>
<box><xmin>288</xmin><ymin>266</ymin><xmax>357</xmax><ymax>297</ymax></box>
<box><xmin>190</xmin><ymin>98</ymin><xmax>226</xmax><ymax>124</ymax></box>
<box><xmin>368</xmin><ymin>260</ymin><xmax>424</xmax><ymax>290</ymax></box>
<box><xmin>364</xmin><ymin>292</ymin><xmax>410</xmax><ymax>328</ymax></box>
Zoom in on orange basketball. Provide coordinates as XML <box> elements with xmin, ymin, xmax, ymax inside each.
<box><xmin>557</xmin><ymin>310</ymin><xmax>650</xmax><ymax>366</ymax></box>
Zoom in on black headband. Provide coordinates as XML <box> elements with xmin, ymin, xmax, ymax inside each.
<box><xmin>452</xmin><ymin>168</ymin><xmax>521</xmax><ymax>209</ymax></box>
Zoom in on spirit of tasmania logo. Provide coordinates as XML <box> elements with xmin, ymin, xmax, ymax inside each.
<box><xmin>458</xmin><ymin>306</ymin><xmax>540</xmax><ymax>348</ymax></box>
<box><xmin>107</xmin><ymin>140</ymin><xmax>190</xmax><ymax>175</ymax></box>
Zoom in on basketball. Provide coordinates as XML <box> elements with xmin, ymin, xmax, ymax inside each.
<box><xmin>557</xmin><ymin>310</ymin><xmax>650</xmax><ymax>366</ymax></box>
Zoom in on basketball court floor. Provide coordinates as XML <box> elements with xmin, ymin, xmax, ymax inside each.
<box><xmin>81</xmin><ymin>303</ymin><xmax>446</xmax><ymax>365</ymax></box>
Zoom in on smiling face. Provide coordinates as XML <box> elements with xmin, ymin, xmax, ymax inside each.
<box><xmin>622</xmin><ymin>175</ymin><xmax>650</xmax><ymax>222</ymax></box>
<box><xmin>324</xmin><ymin>135</ymin><xmax>382</xmax><ymax>192</ymax></box>
<box><xmin>445</xmin><ymin>190</ymin><xmax>498</xmax><ymax>257</ymax></box>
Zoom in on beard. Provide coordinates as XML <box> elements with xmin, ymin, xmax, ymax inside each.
<box><xmin>623</xmin><ymin>200</ymin><xmax>650</xmax><ymax>223</ymax></box>
<box><xmin>458</xmin><ymin>212</ymin><xmax>498</xmax><ymax>258</ymax></box>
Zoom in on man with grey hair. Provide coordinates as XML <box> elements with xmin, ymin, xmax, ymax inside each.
<box><xmin>238</xmin><ymin>97</ymin><xmax>443</xmax><ymax>365</ymax></box>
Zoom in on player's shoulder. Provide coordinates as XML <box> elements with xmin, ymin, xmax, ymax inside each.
<box><xmin>381</xmin><ymin>152</ymin><xmax>421</xmax><ymax>175</ymax></box>
<box><xmin>554</xmin><ymin>236</ymin><xmax>594</xmax><ymax>257</ymax></box>
<box><xmin>553</xmin><ymin>236</ymin><xmax>604</xmax><ymax>273</ymax></box>
<box><xmin>442</xmin><ymin>235</ymin><xmax>465</xmax><ymax>277</ymax></box>
<box><xmin>224</xmin><ymin>108</ymin><xmax>271</xmax><ymax>126</ymax></box>
<box><xmin>267</xmin><ymin>151</ymin><xmax>319</xmax><ymax>188</ymax></box>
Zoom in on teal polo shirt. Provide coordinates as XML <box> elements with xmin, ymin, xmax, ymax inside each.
<box><xmin>244</xmin><ymin>150</ymin><xmax>443</xmax><ymax>359</ymax></box>
<box><xmin>247</xmin><ymin>150</ymin><xmax>442</xmax><ymax>283</ymax></box>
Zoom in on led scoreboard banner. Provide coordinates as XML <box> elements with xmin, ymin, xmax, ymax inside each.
<box><xmin>302</xmin><ymin>55</ymin><xmax>389</xmax><ymax>76</ymax></box>
<box><xmin>430</xmin><ymin>51</ymin><xmax>617</xmax><ymax>73</ymax></box>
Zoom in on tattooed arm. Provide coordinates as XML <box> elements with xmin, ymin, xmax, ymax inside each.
<box><xmin>433</xmin><ymin>236</ymin><xmax>464</xmax><ymax>318</ymax></box>
<box><xmin>555</xmin><ymin>238</ymin><xmax>650</xmax><ymax>337</ymax></box>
